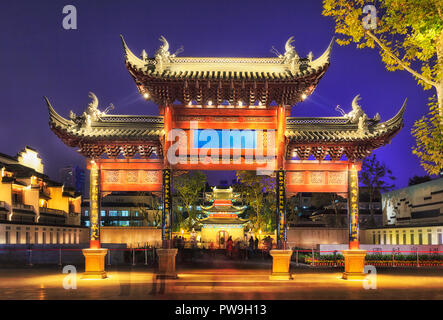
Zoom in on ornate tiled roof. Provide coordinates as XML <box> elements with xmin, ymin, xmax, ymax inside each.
<box><xmin>286</xmin><ymin>98</ymin><xmax>406</xmax><ymax>161</ymax></box>
<box><xmin>121</xmin><ymin>35</ymin><xmax>333</xmax><ymax>106</ymax></box>
<box><xmin>45</xmin><ymin>94</ymin><xmax>163</xmax><ymax>158</ymax></box>
<box><xmin>200</xmin><ymin>217</ymin><xmax>248</xmax><ymax>225</ymax></box>
<box><xmin>45</xmin><ymin>93</ymin><xmax>405</xmax><ymax>161</ymax></box>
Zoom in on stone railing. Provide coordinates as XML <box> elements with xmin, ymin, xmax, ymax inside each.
<box><xmin>39</xmin><ymin>207</ymin><xmax>66</xmax><ymax>215</ymax></box>
<box><xmin>12</xmin><ymin>203</ymin><xmax>34</xmax><ymax>211</ymax></box>
<box><xmin>0</xmin><ymin>201</ymin><xmax>10</xmax><ymax>210</ymax></box>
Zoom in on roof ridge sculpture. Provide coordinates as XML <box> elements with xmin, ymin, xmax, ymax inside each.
<box><xmin>121</xmin><ymin>34</ymin><xmax>333</xmax><ymax>74</ymax></box>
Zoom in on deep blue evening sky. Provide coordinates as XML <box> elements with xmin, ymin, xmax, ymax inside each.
<box><xmin>0</xmin><ymin>0</ymin><xmax>434</xmax><ymax>188</ymax></box>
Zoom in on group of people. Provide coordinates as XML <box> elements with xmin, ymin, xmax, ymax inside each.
<box><xmin>173</xmin><ymin>233</ymin><xmax>275</xmax><ymax>261</ymax></box>
<box><xmin>172</xmin><ymin>235</ymin><xmax>186</xmax><ymax>250</ymax></box>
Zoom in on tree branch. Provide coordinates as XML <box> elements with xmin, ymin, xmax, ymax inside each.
<box><xmin>366</xmin><ymin>30</ymin><xmax>437</xmax><ymax>88</ymax></box>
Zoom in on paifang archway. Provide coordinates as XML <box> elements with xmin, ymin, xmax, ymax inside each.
<box><xmin>46</xmin><ymin>35</ymin><xmax>405</xmax><ymax>279</ymax></box>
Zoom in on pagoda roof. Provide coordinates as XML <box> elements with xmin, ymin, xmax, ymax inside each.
<box><xmin>286</xmin><ymin>97</ymin><xmax>406</xmax><ymax>161</ymax></box>
<box><xmin>45</xmin><ymin>93</ymin><xmax>405</xmax><ymax>161</ymax></box>
<box><xmin>121</xmin><ymin>35</ymin><xmax>333</xmax><ymax>106</ymax></box>
<box><xmin>45</xmin><ymin>94</ymin><xmax>163</xmax><ymax>158</ymax></box>
<box><xmin>200</xmin><ymin>217</ymin><xmax>248</xmax><ymax>225</ymax></box>
<box><xmin>200</xmin><ymin>205</ymin><xmax>246</xmax><ymax>213</ymax></box>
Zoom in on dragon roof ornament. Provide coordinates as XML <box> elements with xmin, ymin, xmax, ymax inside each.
<box><xmin>335</xmin><ymin>94</ymin><xmax>381</xmax><ymax>132</ymax></box>
<box><xmin>121</xmin><ymin>34</ymin><xmax>333</xmax><ymax>77</ymax></box>
<box><xmin>68</xmin><ymin>92</ymin><xmax>114</xmax><ymax>128</ymax></box>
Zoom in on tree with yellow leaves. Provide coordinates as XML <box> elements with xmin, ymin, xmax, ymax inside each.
<box><xmin>323</xmin><ymin>0</ymin><xmax>443</xmax><ymax>175</ymax></box>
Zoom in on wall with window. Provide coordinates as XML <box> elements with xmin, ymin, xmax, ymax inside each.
<box><xmin>361</xmin><ymin>226</ymin><xmax>443</xmax><ymax>245</ymax></box>
<box><xmin>0</xmin><ymin>223</ymin><xmax>89</xmax><ymax>244</ymax></box>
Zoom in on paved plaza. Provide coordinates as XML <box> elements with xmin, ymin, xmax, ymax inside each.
<box><xmin>0</xmin><ymin>260</ymin><xmax>441</xmax><ymax>300</ymax></box>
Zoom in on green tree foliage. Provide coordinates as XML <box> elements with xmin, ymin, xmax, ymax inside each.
<box><xmin>135</xmin><ymin>192</ymin><xmax>161</xmax><ymax>227</ymax></box>
<box><xmin>408</xmin><ymin>174</ymin><xmax>432</xmax><ymax>185</ymax></box>
<box><xmin>323</xmin><ymin>0</ymin><xmax>443</xmax><ymax>174</ymax></box>
<box><xmin>235</xmin><ymin>171</ymin><xmax>276</xmax><ymax>233</ymax></box>
<box><xmin>174</xmin><ymin>171</ymin><xmax>207</xmax><ymax>230</ymax></box>
<box><xmin>311</xmin><ymin>193</ymin><xmax>345</xmax><ymax>227</ymax></box>
<box><xmin>359</xmin><ymin>154</ymin><xmax>396</xmax><ymax>225</ymax></box>
<box><xmin>411</xmin><ymin>96</ymin><xmax>443</xmax><ymax>175</ymax></box>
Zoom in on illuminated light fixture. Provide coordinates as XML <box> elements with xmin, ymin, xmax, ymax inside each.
<box><xmin>188</xmin><ymin>101</ymin><xmax>192</xmax><ymax>106</ymax></box>
<box><xmin>207</xmin><ymin>100</ymin><xmax>212</xmax><ymax>106</ymax></box>
<box><xmin>301</xmin><ymin>93</ymin><xmax>307</xmax><ymax>100</ymax></box>
<box><xmin>238</xmin><ymin>101</ymin><xmax>243</xmax><ymax>107</ymax></box>
<box><xmin>143</xmin><ymin>93</ymin><xmax>150</xmax><ymax>99</ymax></box>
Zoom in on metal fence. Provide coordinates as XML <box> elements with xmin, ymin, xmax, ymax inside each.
<box><xmin>0</xmin><ymin>246</ymin><xmax>442</xmax><ymax>268</ymax></box>
<box><xmin>291</xmin><ymin>248</ymin><xmax>443</xmax><ymax>268</ymax></box>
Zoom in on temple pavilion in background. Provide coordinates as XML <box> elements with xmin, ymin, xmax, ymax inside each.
<box><xmin>199</xmin><ymin>186</ymin><xmax>248</xmax><ymax>247</ymax></box>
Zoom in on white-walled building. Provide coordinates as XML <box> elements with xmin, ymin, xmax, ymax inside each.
<box><xmin>0</xmin><ymin>147</ymin><xmax>88</xmax><ymax>245</ymax></box>
<box><xmin>362</xmin><ymin>178</ymin><xmax>443</xmax><ymax>245</ymax></box>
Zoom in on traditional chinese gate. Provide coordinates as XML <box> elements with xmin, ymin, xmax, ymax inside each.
<box><xmin>46</xmin><ymin>35</ymin><xmax>405</xmax><ymax>279</ymax></box>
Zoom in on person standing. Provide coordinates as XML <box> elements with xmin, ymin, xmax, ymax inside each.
<box><xmin>227</xmin><ymin>236</ymin><xmax>233</xmax><ymax>258</ymax></box>
<box><xmin>248</xmin><ymin>236</ymin><xmax>254</xmax><ymax>259</ymax></box>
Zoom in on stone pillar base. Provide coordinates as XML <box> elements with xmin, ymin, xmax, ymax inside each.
<box><xmin>81</xmin><ymin>248</ymin><xmax>108</xmax><ymax>279</ymax></box>
<box><xmin>269</xmin><ymin>249</ymin><xmax>293</xmax><ymax>280</ymax></box>
<box><xmin>342</xmin><ymin>249</ymin><xmax>367</xmax><ymax>280</ymax></box>
<box><xmin>156</xmin><ymin>248</ymin><xmax>178</xmax><ymax>279</ymax></box>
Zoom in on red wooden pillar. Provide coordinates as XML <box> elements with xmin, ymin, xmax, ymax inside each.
<box><xmin>164</xmin><ymin>105</ymin><xmax>173</xmax><ymax>167</ymax></box>
<box><xmin>276</xmin><ymin>106</ymin><xmax>287</xmax><ymax>249</ymax></box>
<box><xmin>162</xmin><ymin>105</ymin><xmax>173</xmax><ymax>248</ymax></box>
<box><xmin>276</xmin><ymin>106</ymin><xmax>286</xmax><ymax>170</ymax></box>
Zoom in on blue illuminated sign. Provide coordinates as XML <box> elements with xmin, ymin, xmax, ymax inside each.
<box><xmin>192</xmin><ymin>129</ymin><xmax>257</xmax><ymax>149</ymax></box>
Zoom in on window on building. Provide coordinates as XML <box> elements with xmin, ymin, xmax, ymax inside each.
<box><xmin>34</xmin><ymin>232</ymin><xmax>38</xmax><ymax>244</ymax></box>
<box><xmin>377</xmin><ymin>233</ymin><xmax>381</xmax><ymax>244</ymax></box>
<box><xmin>427</xmin><ymin>232</ymin><xmax>432</xmax><ymax>245</ymax></box>
<box><xmin>121</xmin><ymin>211</ymin><xmax>129</xmax><ymax>217</ymax></box>
<box><xmin>119</xmin><ymin>221</ymin><xmax>129</xmax><ymax>226</ymax></box>
<box><xmin>5</xmin><ymin>231</ymin><xmax>10</xmax><ymax>244</ymax></box>
<box><xmin>109</xmin><ymin>211</ymin><xmax>118</xmax><ymax>217</ymax></box>
<box><xmin>438</xmin><ymin>232</ymin><xmax>443</xmax><ymax>245</ymax></box>
<box><xmin>16</xmin><ymin>231</ymin><xmax>20</xmax><ymax>244</ymax></box>
<box><xmin>403</xmin><ymin>232</ymin><xmax>406</xmax><ymax>245</ymax></box>
<box><xmin>12</xmin><ymin>190</ymin><xmax>23</xmax><ymax>204</ymax></box>
<box><xmin>383</xmin><ymin>233</ymin><xmax>386</xmax><ymax>244</ymax></box>
<box><xmin>372</xmin><ymin>233</ymin><xmax>376</xmax><ymax>244</ymax></box>
<box><xmin>418</xmin><ymin>230</ymin><xmax>423</xmax><ymax>245</ymax></box>
<box><xmin>101</xmin><ymin>210</ymin><xmax>106</xmax><ymax>217</ymax></box>
<box><xmin>396</xmin><ymin>232</ymin><xmax>399</xmax><ymax>245</ymax></box>
<box><xmin>25</xmin><ymin>232</ymin><xmax>30</xmax><ymax>244</ymax></box>
<box><xmin>389</xmin><ymin>233</ymin><xmax>392</xmax><ymax>245</ymax></box>
<box><xmin>84</xmin><ymin>210</ymin><xmax>89</xmax><ymax>216</ymax></box>
<box><xmin>85</xmin><ymin>221</ymin><xmax>90</xmax><ymax>227</ymax></box>
<box><xmin>410</xmin><ymin>232</ymin><xmax>414</xmax><ymax>245</ymax></box>
<box><xmin>42</xmin><ymin>232</ymin><xmax>46</xmax><ymax>244</ymax></box>
<box><xmin>56</xmin><ymin>232</ymin><xmax>60</xmax><ymax>244</ymax></box>
<box><xmin>50</xmin><ymin>232</ymin><xmax>53</xmax><ymax>244</ymax></box>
